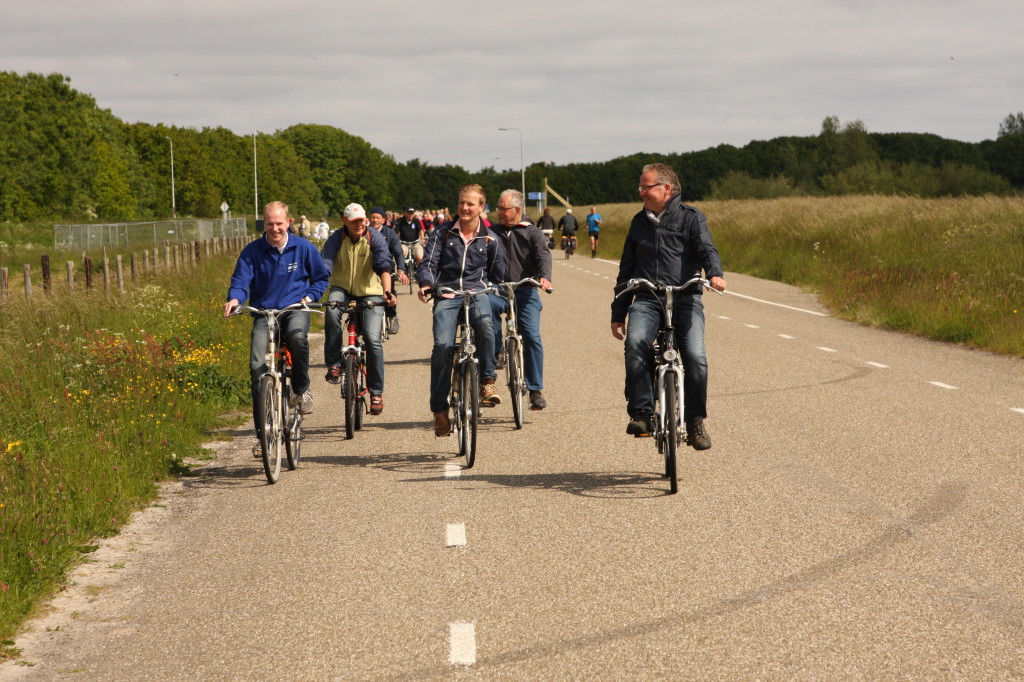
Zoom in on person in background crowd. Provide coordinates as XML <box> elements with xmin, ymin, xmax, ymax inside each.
<box><xmin>537</xmin><ymin>207</ymin><xmax>556</xmax><ymax>249</ymax></box>
<box><xmin>558</xmin><ymin>208</ymin><xmax>578</xmax><ymax>251</ymax></box>
<box><xmin>394</xmin><ymin>207</ymin><xmax>426</xmax><ymax>267</ymax></box>
<box><xmin>369</xmin><ymin>206</ymin><xmax>408</xmax><ymax>335</ymax></box>
<box><xmin>586</xmin><ymin>206</ymin><xmax>603</xmax><ymax>258</ymax></box>
<box><xmin>315</xmin><ymin>218</ymin><xmax>330</xmax><ymax>241</ymax></box>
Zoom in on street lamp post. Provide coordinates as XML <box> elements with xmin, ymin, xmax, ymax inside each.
<box><xmin>164</xmin><ymin>136</ymin><xmax>176</xmax><ymax>218</ymax></box>
<box><xmin>498</xmin><ymin>127</ymin><xmax>525</xmax><ymax>205</ymax></box>
<box><xmin>252</xmin><ymin>131</ymin><xmax>259</xmax><ymax>219</ymax></box>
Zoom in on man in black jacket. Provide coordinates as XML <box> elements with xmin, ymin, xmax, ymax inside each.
<box><xmin>610</xmin><ymin>163</ymin><xmax>727</xmax><ymax>449</ymax></box>
<box><xmin>489</xmin><ymin>189</ymin><xmax>553</xmax><ymax>410</ymax></box>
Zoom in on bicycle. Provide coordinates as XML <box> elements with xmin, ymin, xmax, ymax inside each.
<box><xmin>326</xmin><ymin>299</ymin><xmax>382</xmax><ymax>440</ymax></box>
<box><xmin>613</xmin><ymin>276</ymin><xmax>720</xmax><ymax>494</ymax></box>
<box><xmin>561</xmin><ymin>234</ymin><xmax>577</xmax><ymax>259</ymax></box>
<box><xmin>400</xmin><ymin>241</ymin><xmax>419</xmax><ymax>295</ymax></box>
<box><xmin>228</xmin><ymin>302</ymin><xmax>324</xmax><ymax>484</ymax></box>
<box><xmin>494</xmin><ymin>277</ymin><xmax>553</xmax><ymax>430</ymax></box>
<box><xmin>429</xmin><ymin>286</ymin><xmax>497</xmax><ymax>468</ymax></box>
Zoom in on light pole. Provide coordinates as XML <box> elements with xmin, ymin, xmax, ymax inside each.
<box><xmin>252</xmin><ymin>131</ymin><xmax>259</xmax><ymax>220</ymax></box>
<box><xmin>498</xmin><ymin>127</ymin><xmax>525</xmax><ymax>203</ymax></box>
<box><xmin>164</xmin><ymin>136</ymin><xmax>176</xmax><ymax>218</ymax></box>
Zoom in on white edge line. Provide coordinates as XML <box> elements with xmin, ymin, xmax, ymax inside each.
<box><xmin>928</xmin><ymin>381</ymin><xmax>958</xmax><ymax>390</ymax></box>
<box><xmin>449</xmin><ymin>622</ymin><xmax>477</xmax><ymax>665</ymax></box>
<box><xmin>725</xmin><ymin>291</ymin><xmax>829</xmax><ymax>316</ymax></box>
<box><xmin>1011</xmin><ymin>408</ymin><xmax>1024</xmax><ymax>415</ymax></box>
<box><xmin>446</xmin><ymin>522</ymin><xmax>467</xmax><ymax>547</ymax></box>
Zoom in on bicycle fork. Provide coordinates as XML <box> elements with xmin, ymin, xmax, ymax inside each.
<box><xmin>656</xmin><ymin>362</ymin><xmax>685</xmax><ymax>442</ymax></box>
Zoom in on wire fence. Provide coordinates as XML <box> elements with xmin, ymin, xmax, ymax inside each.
<box><xmin>53</xmin><ymin>218</ymin><xmax>248</xmax><ymax>251</ymax></box>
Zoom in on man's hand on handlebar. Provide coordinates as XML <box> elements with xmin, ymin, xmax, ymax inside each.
<box><xmin>709</xmin><ymin>276</ymin><xmax>727</xmax><ymax>292</ymax></box>
<box><xmin>223</xmin><ymin>299</ymin><xmax>239</xmax><ymax>318</ymax></box>
<box><xmin>417</xmin><ymin>285</ymin><xmax>432</xmax><ymax>303</ymax></box>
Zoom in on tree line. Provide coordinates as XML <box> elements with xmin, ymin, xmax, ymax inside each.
<box><xmin>1</xmin><ymin>72</ymin><xmax>1022</xmax><ymax>224</ymax></box>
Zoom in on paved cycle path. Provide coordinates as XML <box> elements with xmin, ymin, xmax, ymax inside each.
<box><xmin>4</xmin><ymin>255</ymin><xmax>1024</xmax><ymax>679</ymax></box>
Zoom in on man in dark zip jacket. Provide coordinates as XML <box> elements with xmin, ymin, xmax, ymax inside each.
<box><xmin>488</xmin><ymin>189</ymin><xmax>553</xmax><ymax>410</ymax></box>
<box><xmin>610</xmin><ymin>163</ymin><xmax>727</xmax><ymax>450</ymax></box>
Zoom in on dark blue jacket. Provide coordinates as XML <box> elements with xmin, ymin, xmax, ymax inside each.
<box><xmin>611</xmin><ymin>193</ymin><xmax>723</xmax><ymax>323</ymax></box>
<box><xmin>418</xmin><ymin>220</ymin><xmax>505</xmax><ymax>293</ymax></box>
<box><xmin>227</xmin><ymin>234</ymin><xmax>329</xmax><ymax>309</ymax></box>
<box><xmin>374</xmin><ymin>225</ymin><xmax>406</xmax><ymax>273</ymax></box>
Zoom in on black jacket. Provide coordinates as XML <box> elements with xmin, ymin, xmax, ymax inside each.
<box><xmin>611</xmin><ymin>193</ymin><xmax>724</xmax><ymax>323</ymax></box>
<box><xmin>489</xmin><ymin>220</ymin><xmax>552</xmax><ymax>283</ymax></box>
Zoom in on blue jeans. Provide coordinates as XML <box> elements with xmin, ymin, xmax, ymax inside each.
<box><xmin>624</xmin><ymin>295</ymin><xmax>707</xmax><ymax>421</ymax></box>
<box><xmin>489</xmin><ymin>288</ymin><xmax>544</xmax><ymax>391</ymax></box>
<box><xmin>250</xmin><ymin>310</ymin><xmax>310</xmax><ymax>433</ymax></box>
<box><xmin>324</xmin><ymin>287</ymin><xmax>385</xmax><ymax>395</ymax></box>
<box><xmin>430</xmin><ymin>294</ymin><xmax>495</xmax><ymax>413</ymax></box>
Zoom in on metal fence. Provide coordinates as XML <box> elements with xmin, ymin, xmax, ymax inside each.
<box><xmin>53</xmin><ymin>218</ymin><xmax>248</xmax><ymax>251</ymax></box>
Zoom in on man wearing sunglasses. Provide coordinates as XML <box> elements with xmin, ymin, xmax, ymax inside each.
<box><xmin>610</xmin><ymin>163</ymin><xmax>727</xmax><ymax>450</ymax></box>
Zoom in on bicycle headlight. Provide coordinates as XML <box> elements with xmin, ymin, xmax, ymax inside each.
<box><xmin>662</xmin><ymin>348</ymin><xmax>678</xmax><ymax>362</ymax></box>
<box><xmin>465</xmin><ymin>343</ymin><xmax>476</xmax><ymax>355</ymax></box>
<box><xmin>265</xmin><ymin>352</ymin><xmax>274</xmax><ymax>365</ymax></box>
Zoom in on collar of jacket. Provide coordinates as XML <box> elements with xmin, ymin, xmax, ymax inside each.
<box><xmin>445</xmin><ymin>219</ymin><xmax>493</xmax><ymax>242</ymax></box>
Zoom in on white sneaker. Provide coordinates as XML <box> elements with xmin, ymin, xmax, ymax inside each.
<box><xmin>299</xmin><ymin>390</ymin><xmax>314</xmax><ymax>414</ymax></box>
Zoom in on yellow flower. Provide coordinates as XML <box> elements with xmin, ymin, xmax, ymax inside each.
<box><xmin>6</xmin><ymin>441</ymin><xmax>23</xmax><ymax>453</ymax></box>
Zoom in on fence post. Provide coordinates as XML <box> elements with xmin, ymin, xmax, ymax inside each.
<box><xmin>116</xmin><ymin>255</ymin><xmax>125</xmax><ymax>293</ymax></box>
<box><xmin>84</xmin><ymin>258</ymin><xmax>93</xmax><ymax>289</ymax></box>
<box><xmin>1</xmin><ymin>267</ymin><xmax>7</xmax><ymax>305</ymax></box>
<box><xmin>23</xmin><ymin>264</ymin><xmax>32</xmax><ymax>300</ymax></box>
<box><xmin>41</xmin><ymin>255</ymin><xmax>51</xmax><ymax>292</ymax></box>
<box><xmin>103</xmin><ymin>257</ymin><xmax>111</xmax><ymax>294</ymax></box>
<box><xmin>143</xmin><ymin>250</ymin><xmax>150</xmax><ymax>273</ymax></box>
<box><xmin>130</xmin><ymin>253</ymin><xmax>137</xmax><ymax>280</ymax></box>
<box><xmin>195</xmin><ymin>241</ymin><xmax>201</xmax><ymax>264</ymax></box>
<box><xmin>66</xmin><ymin>261</ymin><xmax>75</xmax><ymax>291</ymax></box>
<box><xmin>164</xmin><ymin>244</ymin><xmax>171</xmax><ymax>269</ymax></box>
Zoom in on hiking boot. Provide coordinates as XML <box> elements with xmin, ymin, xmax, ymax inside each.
<box><xmin>494</xmin><ymin>350</ymin><xmax>506</xmax><ymax>370</ymax></box>
<box><xmin>529</xmin><ymin>390</ymin><xmax>547</xmax><ymax>410</ymax></box>
<box><xmin>433</xmin><ymin>410</ymin><xmax>451</xmax><ymax>437</ymax></box>
<box><xmin>626</xmin><ymin>413</ymin><xmax>656</xmax><ymax>437</ymax></box>
<box><xmin>686</xmin><ymin>418</ymin><xmax>712</xmax><ymax>450</ymax></box>
<box><xmin>388</xmin><ymin>317</ymin><xmax>399</xmax><ymax>334</ymax></box>
<box><xmin>251</xmin><ymin>443</ymin><xmax>263</xmax><ymax>459</ymax></box>
<box><xmin>299</xmin><ymin>390</ymin><xmax>314</xmax><ymax>415</ymax></box>
<box><xmin>325</xmin><ymin>365</ymin><xmax>342</xmax><ymax>384</ymax></box>
<box><xmin>370</xmin><ymin>394</ymin><xmax>384</xmax><ymax>416</ymax></box>
<box><xmin>481</xmin><ymin>377</ymin><xmax>501</xmax><ymax>406</ymax></box>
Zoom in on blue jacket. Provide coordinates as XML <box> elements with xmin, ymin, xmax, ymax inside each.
<box><xmin>374</xmin><ymin>225</ymin><xmax>406</xmax><ymax>273</ymax></box>
<box><xmin>227</xmin><ymin>234</ymin><xmax>330</xmax><ymax>309</ymax></box>
<box><xmin>418</xmin><ymin>220</ymin><xmax>505</xmax><ymax>293</ymax></box>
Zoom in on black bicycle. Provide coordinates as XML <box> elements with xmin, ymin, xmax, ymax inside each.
<box><xmin>561</xmin><ymin>234</ymin><xmax>577</xmax><ymax>259</ymax></box>
<box><xmin>494</xmin><ymin>277</ymin><xmax>552</xmax><ymax>429</ymax></box>
<box><xmin>228</xmin><ymin>302</ymin><xmax>324</xmax><ymax>483</ymax></box>
<box><xmin>613</xmin><ymin>276</ymin><xmax>720</xmax><ymax>494</ymax></box>
<box><xmin>400</xmin><ymin>241</ymin><xmax>419</xmax><ymax>295</ymax></box>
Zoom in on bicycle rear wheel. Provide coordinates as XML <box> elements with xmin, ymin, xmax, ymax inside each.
<box><xmin>506</xmin><ymin>336</ymin><xmax>524</xmax><ymax>430</ymax></box>
<box><xmin>257</xmin><ymin>374</ymin><xmax>282</xmax><ymax>484</ymax></box>
<box><xmin>461</xmin><ymin>360</ymin><xmax>479</xmax><ymax>468</ymax></box>
<box><xmin>283</xmin><ymin>381</ymin><xmax>302</xmax><ymax>470</ymax></box>
<box><xmin>343</xmin><ymin>354</ymin><xmax>356</xmax><ymax>439</ymax></box>
<box><xmin>663</xmin><ymin>372</ymin><xmax>680</xmax><ymax>494</ymax></box>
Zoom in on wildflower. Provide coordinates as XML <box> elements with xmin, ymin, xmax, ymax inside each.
<box><xmin>5</xmin><ymin>441</ymin><xmax>22</xmax><ymax>454</ymax></box>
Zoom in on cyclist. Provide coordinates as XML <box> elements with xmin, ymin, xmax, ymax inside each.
<box><xmin>368</xmin><ymin>206</ymin><xmax>408</xmax><ymax>335</ymax></box>
<box><xmin>418</xmin><ymin>184</ymin><xmax>506</xmax><ymax>436</ymax></box>
<box><xmin>223</xmin><ymin>201</ymin><xmax>330</xmax><ymax>446</ymax></box>
<box><xmin>558</xmin><ymin>208</ymin><xmax>579</xmax><ymax>252</ymax></box>
<box><xmin>488</xmin><ymin>189</ymin><xmax>552</xmax><ymax>410</ymax></box>
<box><xmin>611</xmin><ymin>163</ymin><xmax>726</xmax><ymax>449</ymax></box>
<box><xmin>537</xmin><ymin>207</ymin><xmax>556</xmax><ymax>249</ymax></box>
<box><xmin>321</xmin><ymin>203</ymin><xmax>396</xmax><ymax>416</ymax></box>
<box><xmin>394</xmin><ymin>207</ymin><xmax>426</xmax><ymax>267</ymax></box>
<box><xmin>586</xmin><ymin>206</ymin><xmax>602</xmax><ymax>258</ymax></box>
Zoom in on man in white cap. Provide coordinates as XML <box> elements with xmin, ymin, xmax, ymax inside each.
<box><xmin>320</xmin><ymin>203</ymin><xmax>396</xmax><ymax>415</ymax></box>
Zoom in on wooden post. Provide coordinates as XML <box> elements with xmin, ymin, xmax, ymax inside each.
<box><xmin>103</xmin><ymin>257</ymin><xmax>111</xmax><ymax>294</ymax></box>
<box><xmin>164</xmin><ymin>244</ymin><xmax>171</xmax><ymax>269</ymax></box>
<box><xmin>41</xmin><ymin>255</ymin><xmax>51</xmax><ymax>292</ymax></box>
<box><xmin>116</xmin><ymin>255</ymin><xmax>125</xmax><ymax>293</ymax></box>
<box><xmin>1</xmin><ymin>267</ymin><xmax>7</xmax><ymax>305</ymax></box>
<box><xmin>130</xmin><ymin>253</ymin><xmax>137</xmax><ymax>280</ymax></box>
<box><xmin>66</xmin><ymin>261</ymin><xmax>75</xmax><ymax>291</ymax></box>
<box><xmin>194</xmin><ymin>240</ymin><xmax>201</xmax><ymax>264</ymax></box>
<box><xmin>143</xmin><ymin>250</ymin><xmax>150</xmax><ymax>272</ymax></box>
<box><xmin>84</xmin><ymin>258</ymin><xmax>93</xmax><ymax>289</ymax></box>
<box><xmin>23</xmin><ymin>264</ymin><xmax>32</xmax><ymax>299</ymax></box>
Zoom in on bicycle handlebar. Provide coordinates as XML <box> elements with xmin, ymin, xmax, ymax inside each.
<box><xmin>613</xmin><ymin>276</ymin><xmax>721</xmax><ymax>300</ymax></box>
<box><xmin>228</xmin><ymin>301</ymin><xmax>326</xmax><ymax>317</ymax></box>
<box><xmin>495</xmin><ymin>277</ymin><xmax>554</xmax><ymax>296</ymax></box>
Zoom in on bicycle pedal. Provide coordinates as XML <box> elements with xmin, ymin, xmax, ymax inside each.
<box><xmin>633</xmin><ymin>432</ymin><xmax>653</xmax><ymax>438</ymax></box>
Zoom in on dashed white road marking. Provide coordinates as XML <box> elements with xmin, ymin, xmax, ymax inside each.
<box><xmin>1012</xmin><ymin>408</ymin><xmax>1024</xmax><ymax>415</ymax></box>
<box><xmin>929</xmin><ymin>381</ymin><xmax>958</xmax><ymax>390</ymax></box>
<box><xmin>717</xmin><ymin>315</ymin><xmax>731</xmax><ymax>320</ymax></box>
<box><xmin>817</xmin><ymin>346</ymin><xmax>838</xmax><ymax>353</ymax></box>
<box><xmin>444</xmin><ymin>463</ymin><xmax>462</xmax><ymax>479</ymax></box>
<box><xmin>448</xmin><ymin>622</ymin><xmax>477</xmax><ymax>665</ymax></box>
<box><xmin>778</xmin><ymin>334</ymin><xmax>795</xmax><ymax>339</ymax></box>
<box><xmin>866</xmin><ymin>361</ymin><xmax>889</xmax><ymax>369</ymax></box>
<box><xmin>745</xmin><ymin>324</ymin><xmax>760</xmax><ymax>329</ymax></box>
<box><xmin>445</xmin><ymin>523</ymin><xmax>467</xmax><ymax>547</ymax></box>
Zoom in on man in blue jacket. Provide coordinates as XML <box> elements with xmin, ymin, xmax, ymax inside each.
<box><xmin>224</xmin><ymin>201</ymin><xmax>330</xmax><ymax>443</ymax></box>
<box><xmin>417</xmin><ymin>184</ymin><xmax>506</xmax><ymax>436</ymax></box>
<box><xmin>610</xmin><ymin>164</ymin><xmax>727</xmax><ymax>450</ymax></box>
<box><xmin>368</xmin><ymin>206</ymin><xmax>408</xmax><ymax>334</ymax></box>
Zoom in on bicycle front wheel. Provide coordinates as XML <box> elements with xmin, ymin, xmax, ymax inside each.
<box><xmin>343</xmin><ymin>354</ymin><xmax>356</xmax><ymax>440</ymax></box>
<box><xmin>663</xmin><ymin>371</ymin><xmax>680</xmax><ymax>494</ymax></box>
<box><xmin>283</xmin><ymin>382</ymin><xmax>302</xmax><ymax>470</ymax></box>
<box><xmin>506</xmin><ymin>336</ymin><xmax>524</xmax><ymax>430</ymax></box>
<box><xmin>460</xmin><ymin>360</ymin><xmax>479</xmax><ymax>468</ymax></box>
<box><xmin>257</xmin><ymin>374</ymin><xmax>282</xmax><ymax>484</ymax></box>
<box><xmin>354</xmin><ymin>357</ymin><xmax>365</xmax><ymax>431</ymax></box>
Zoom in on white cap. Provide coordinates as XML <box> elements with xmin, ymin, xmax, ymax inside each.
<box><xmin>343</xmin><ymin>203</ymin><xmax>366</xmax><ymax>220</ymax></box>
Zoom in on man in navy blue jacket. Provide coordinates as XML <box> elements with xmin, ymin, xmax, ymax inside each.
<box><xmin>417</xmin><ymin>184</ymin><xmax>506</xmax><ymax>436</ymax></box>
<box><xmin>224</xmin><ymin>201</ymin><xmax>330</xmax><ymax>440</ymax></box>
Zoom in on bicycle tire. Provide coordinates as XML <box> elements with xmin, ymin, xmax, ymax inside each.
<box><xmin>283</xmin><ymin>381</ymin><xmax>302</xmax><ymax>470</ymax></box>
<box><xmin>664</xmin><ymin>371</ymin><xmax>680</xmax><ymax>494</ymax></box>
<box><xmin>450</xmin><ymin>362</ymin><xmax>463</xmax><ymax>450</ymax></box>
<box><xmin>354</xmin><ymin>358</ymin><xmax>365</xmax><ymax>431</ymax></box>
<box><xmin>506</xmin><ymin>336</ymin><xmax>524</xmax><ymax>430</ymax></box>
<box><xmin>343</xmin><ymin>354</ymin><xmax>356</xmax><ymax>440</ymax></box>
<box><xmin>407</xmin><ymin>261</ymin><xmax>415</xmax><ymax>295</ymax></box>
<box><xmin>257</xmin><ymin>374</ymin><xmax>282</xmax><ymax>484</ymax></box>
<box><xmin>462</xmin><ymin>360</ymin><xmax>479</xmax><ymax>468</ymax></box>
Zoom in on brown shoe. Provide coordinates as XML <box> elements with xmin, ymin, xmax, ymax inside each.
<box><xmin>686</xmin><ymin>418</ymin><xmax>712</xmax><ymax>450</ymax></box>
<box><xmin>481</xmin><ymin>377</ymin><xmax>501</xmax><ymax>406</ymax></box>
<box><xmin>433</xmin><ymin>410</ymin><xmax>451</xmax><ymax>437</ymax></box>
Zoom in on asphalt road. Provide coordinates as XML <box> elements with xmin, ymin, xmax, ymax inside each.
<box><xmin>4</xmin><ymin>255</ymin><xmax>1024</xmax><ymax>680</ymax></box>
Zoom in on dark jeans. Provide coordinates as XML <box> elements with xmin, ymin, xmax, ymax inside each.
<box><xmin>250</xmin><ymin>310</ymin><xmax>310</xmax><ymax>434</ymax></box>
<box><xmin>489</xmin><ymin>288</ymin><xmax>544</xmax><ymax>391</ymax></box>
<box><xmin>324</xmin><ymin>287</ymin><xmax>385</xmax><ymax>395</ymax></box>
<box><xmin>624</xmin><ymin>295</ymin><xmax>707</xmax><ymax>421</ymax></box>
<box><xmin>429</xmin><ymin>294</ymin><xmax>495</xmax><ymax>413</ymax></box>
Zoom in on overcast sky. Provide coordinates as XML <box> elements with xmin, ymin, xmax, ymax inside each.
<box><xmin>5</xmin><ymin>0</ymin><xmax>1022</xmax><ymax>173</ymax></box>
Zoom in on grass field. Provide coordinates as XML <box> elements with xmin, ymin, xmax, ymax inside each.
<box><xmin>531</xmin><ymin>195</ymin><xmax>1024</xmax><ymax>357</ymax></box>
